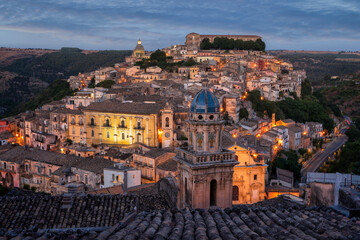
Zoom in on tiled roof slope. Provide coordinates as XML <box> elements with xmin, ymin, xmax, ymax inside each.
<box><xmin>0</xmin><ymin>193</ymin><xmax>170</xmax><ymax>230</ymax></box>
<box><xmin>1</xmin><ymin>196</ymin><xmax>359</xmax><ymax>239</ymax></box>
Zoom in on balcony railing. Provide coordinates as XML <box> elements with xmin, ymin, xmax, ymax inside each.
<box><xmin>88</xmin><ymin>123</ymin><xmax>96</xmax><ymax>127</ymax></box>
<box><xmin>118</xmin><ymin>125</ymin><xmax>127</xmax><ymax>129</ymax></box>
<box><xmin>134</xmin><ymin>126</ymin><xmax>145</xmax><ymax>130</ymax></box>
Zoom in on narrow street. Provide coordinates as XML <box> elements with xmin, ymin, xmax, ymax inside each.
<box><xmin>301</xmin><ymin>131</ymin><xmax>348</xmax><ymax>179</ymax></box>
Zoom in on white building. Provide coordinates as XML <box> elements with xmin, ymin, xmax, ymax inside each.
<box><xmin>103</xmin><ymin>163</ymin><xmax>141</xmax><ymax>189</ymax></box>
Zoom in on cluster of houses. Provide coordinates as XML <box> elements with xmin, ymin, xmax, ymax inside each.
<box><xmin>0</xmin><ymin>34</ymin><xmax>327</xmax><ymax>206</ymax></box>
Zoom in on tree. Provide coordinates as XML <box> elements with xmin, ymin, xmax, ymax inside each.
<box><xmin>96</xmin><ymin>80</ymin><xmax>115</xmax><ymax>89</ymax></box>
<box><xmin>150</xmin><ymin>49</ymin><xmax>166</xmax><ymax>63</ymax></box>
<box><xmin>239</xmin><ymin>108</ymin><xmax>249</xmax><ymax>120</ymax></box>
<box><xmin>301</xmin><ymin>78</ymin><xmax>312</xmax><ymax>98</ymax></box>
<box><xmin>200</xmin><ymin>38</ymin><xmax>211</xmax><ymax>50</ymax></box>
<box><xmin>88</xmin><ymin>77</ymin><xmax>95</xmax><ymax>88</ymax></box>
<box><xmin>272</xmin><ymin>150</ymin><xmax>302</xmax><ymax>182</ymax></box>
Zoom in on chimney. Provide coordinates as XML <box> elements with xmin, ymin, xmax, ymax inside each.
<box><xmin>123</xmin><ymin>170</ymin><xmax>128</xmax><ymax>194</ymax></box>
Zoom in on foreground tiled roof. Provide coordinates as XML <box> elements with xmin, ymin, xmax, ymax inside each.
<box><xmin>0</xmin><ymin>193</ymin><xmax>170</xmax><ymax>230</ymax></box>
<box><xmin>1</xmin><ymin>196</ymin><xmax>359</xmax><ymax>239</ymax></box>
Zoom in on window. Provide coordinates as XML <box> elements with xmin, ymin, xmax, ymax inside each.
<box><xmin>137</xmin><ymin>122</ymin><xmax>141</xmax><ymax>129</ymax></box>
<box><xmin>105</xmin><ymin>119</ymin><xmax>110</xmax><ymax>127</ymax></box>
<box><xmin>165</xmin><ymin>117</ymin><xmax>169</xmax><ymax>127</ymax></box>
<box><xmin>254</xmin><ymin>174</ymin><xmax>257</xmax><ymax>181</ymax></box>
<box><xmin>232</xmin><ymin>186</ymin><xmax>239</xmax><ymax>201</ymax></box>
<box><xmin>91</xmin><ymin>130</ymin><xmax>94</xmax><ymax>137</ymax></box>
<box><xmin>121</xmin><ymin>119</ymin><xmax>125</xmax><ymax>127</ymax></box>
<box><xmin>72</xmin><ymin>128</ymin><xmax>75</xmax><ymax>135</ymax></box>
<box><xmin>107</xmin><ymin>131</ymin><xmax>110</xmax><ymax>138</ymax></box>
<box><xmin>25</xmin><ymin>164</ymin><xmax>29</xmax><ymax>172</ymax></box>
<box><xmin>11</xmin><ymin>166</ymin><xmax>14</xmax><ymax>171</ymax></box>
<box><xmin>90</xmin><ymin>118</ymin><xmax>95</xmax><ymax>125</ymax></box>
<box><xmin>122</xmin><ymin>133</ymin><xmax>125</xmax><ymax>139</ymax></box>
<box><xmin>112</xmin><ymin>174</ymin><xmax>115</xmax><ymax>181</ymax></box>
<box><xmin>3</xmin><ymin>162</ymin><xmax>6</xmax><ymax>169</ymax></box>
<box><xmin>80</xmin><ymin>128</ymin><xmax>83</xmax><ymax>134</ymax></box>
<box><xmin>85</xmin><ymin>175</ymin><xmax>88</xmax><ymax>184</ymax></box>
<box><xmin>49</xmin><ymin>169</ymin><xmax>52</xmax><ymax>176</ymax></box>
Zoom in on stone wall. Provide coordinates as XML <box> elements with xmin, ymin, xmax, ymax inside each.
<box><xmin>309</xmin><ymin>182</ymin><xmax>335</xmax><ymax>206</ymax></box>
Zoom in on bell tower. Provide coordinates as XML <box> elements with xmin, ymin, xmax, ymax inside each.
<box><xmin>175</xmin><ymin>88</ymin><xmax>238</xmax><ymax>208</ymax></box>
<box><xmin>160</xmin><ymin>102</ymin><xmax>174</xmax><ymax>148</ymax></box>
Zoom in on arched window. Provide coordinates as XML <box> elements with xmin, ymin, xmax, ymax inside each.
<box><xmin>137</xmin><ymin>133</ymin><xmax>142</xmax><ymax>143</ymax></box>
<box><xmin>122</xmin><ymin>133</ymin><xmax>125</xmax><ymax>139</ymax></box>
<box><xmin>210</xmin><ymin>180</ymin><xmax>217</xmax><ymax>206</ymax></box>
<box><xmin>90</xmin><ymin>118</ymin><xmax>95</xmax><ymax>125</ymax></box>
<box><xmin>232</xmin><ymin>186</ymin><xmax>239</xmax><ymax>201</ymax></box>
<box><xmin>107</xmin><ymin>131</ymin><xmax>110</xmax><ymax>138</ymax></box>
<box><xmin>121</xmin><ymin>119</ymin><xmax>125</xmax><ymax>128</ymax></box>
<box><xmin>91</xmin><ymin>130</ymin><xmax>94</xmax><ymax>137</ymax></box>
<box><xmin>105</xmin><ymin>119</ymin><xmax>110</xmax><ymax>127</ymax></box>
<box><xmin>165</xmin><ymin>117</ymin><xmax>169</xmax><ymax>127</ymax></box>
<box><xmin>137</xmin><ymin>122</ymin><xmax>141</xmax><ymax>129</ymax></box>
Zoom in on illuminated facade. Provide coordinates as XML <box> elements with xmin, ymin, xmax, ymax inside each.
<box><xmin>227</xmin><ymin>144</ymin><xmax>267</xmax><ymax>204</ymax></box>
<box><xmin>82</xmin><ymin>101</ymin><xmax>173</xmax><ymax>148</ymax></box>
<box><xmin>133</xmin><ymin>39</ymin><xmax>145</xmax><ymax>58</ymax></box>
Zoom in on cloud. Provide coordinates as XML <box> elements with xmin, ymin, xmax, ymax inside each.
<box><xmin>0</xmin><ymin>0</ymin><xmax>359</xmax><ymax>50</ymax></box>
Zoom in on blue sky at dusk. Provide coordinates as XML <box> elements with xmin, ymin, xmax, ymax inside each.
<box><xmin>0</xmin><ymin>0</ymin><xmax>359</xmax><ymax>51</ymax></box>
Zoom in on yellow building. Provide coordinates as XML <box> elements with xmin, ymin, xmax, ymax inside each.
<box><xmin>82</xmin><ymin>101</ymin><xmax>173</xmax><ymax>148</ymax></box>
<box><xmin>133</xmin><ymin>39</ymin><xmax>145</xmax><ymax>58</ymax></box>
<box><xmin>227</xmin><ymin>144</ymin><xmax>267</xmax><ymax>204</ymax></box>
<box><xmin>67</xmin><ymin>111</ymin><xmax>85</xmax><ymax>144</ymax></box>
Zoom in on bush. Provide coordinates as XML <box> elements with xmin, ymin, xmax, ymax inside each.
<box><xmin>23</xmin><ymin>184</ymin><xmax>30</xmax><ymax>190</ymax></box>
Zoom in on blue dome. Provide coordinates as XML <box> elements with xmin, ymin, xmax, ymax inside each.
<box><xmin>190</xmin><ymin>89</ymin><xmax>220</xmax><ymax>113</ymax></box>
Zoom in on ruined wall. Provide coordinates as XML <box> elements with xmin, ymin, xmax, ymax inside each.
<box><xmin>309</xmin><ymin>182</ymin><xmax>334</xmax><ymax>206</ymax></box>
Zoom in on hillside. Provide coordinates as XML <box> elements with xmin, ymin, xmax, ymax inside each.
<box><xmin>269</xmin><ymin>50</ymin><xmax>360</xmax><ymax>84</ymax></box>
<box><xmin>0</xmin><ymin>48</ymin><xmax>132</xmax><ymax>117</ymax></box>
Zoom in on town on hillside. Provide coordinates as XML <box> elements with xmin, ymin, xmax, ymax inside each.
<box><xmin>0</xmin><ymin>33</ymin><xmax>359</xmax><ymax>239</ymax></box>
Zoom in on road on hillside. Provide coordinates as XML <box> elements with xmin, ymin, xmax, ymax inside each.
<box><xmin>301</xmin><ymin>133</ymin><xmax>348</xmax><ymax>179</ymax></box>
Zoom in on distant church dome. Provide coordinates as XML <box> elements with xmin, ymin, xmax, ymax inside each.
<box><xmin>190</xmin><ymin>89</ymin><xmax>220</xmax><ymax>113</ymax></box>
<box><xmin>133</xmin><ymin>39</ymin><xmax>145</xmax><ymax>57</ymax></box>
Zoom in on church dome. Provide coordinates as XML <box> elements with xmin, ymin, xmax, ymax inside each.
<box><xmin>190</xmin><ymin>89</ymin><xmax>220</xmax><ymax>113</ymax></box>
<box><xmin>134</xmin><ymin>39</ymin><xmax>144</xmax><ymax>51</ymax></box>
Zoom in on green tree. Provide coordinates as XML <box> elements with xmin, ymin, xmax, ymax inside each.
<box><xmin>150</xmin><ymin>49</ymin><xmax>167</xmax><ymax>63</ymax></box>
<box><xmin>239</xmin><ymin>108</ymin><xmax>249</xmax><ymax>120</ymax></box>
<box><xmin>200</xmin><ymin>38</ymin><xmax>212</xmax><ymax>50</ymax></box>
<box><xmin>301</xmin><ymin>78</ymin><xmax>312</xmax><ymax>98</ymax></box>
<box><xmin>88</xmin><ymin>77</ymin><xmax>95</xmax><ymax>88</ymax></box>
<box><xmin>272</xmin><ymin>150</ymin><xmax>302</xmax><ymax>182</ymax></box>
<box><xmin>96</xmin><ymin>80</ymin><xmax>115</xmax><ymax>88</ymax></box>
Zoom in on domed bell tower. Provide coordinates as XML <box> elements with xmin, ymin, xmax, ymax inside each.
<box><xmin>160</xmin><ymin>102</ymin><xmax>174</xmax><ymax>148</ymax></box>
<box><xmin>175</xmin><ymin>87</ymin><xmax>238</xmax><ymax>209</ymax></box>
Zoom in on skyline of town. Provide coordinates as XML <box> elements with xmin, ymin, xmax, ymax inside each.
<box><xmin>1</xmin><ymin>0</ymin><xmax>359</xmax><ymax>51</ymax></box>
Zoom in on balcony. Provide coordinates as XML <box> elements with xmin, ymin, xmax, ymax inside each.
<box><xmin>103</xmin><ymin>124</ymin><xmax>112</xmax><ymax>128</ymax></box>
<box><xmin>88</xmin><ymin>123</ymin><xmax>96</xmax><ymax>127</ymax></box>
<box><xmin>78</xmin><ymin>122</ymin><xmax>84</xmax><ymax>126</ymax></box>
<box><xmin>70</xmin><ymin>121</ymin><xmax>76</xmax><ymax>125</ymax></box>
<box><xmin>118</xmin><ymin>125</ymin><xmax>127</xmax><ymax>129</ymax></box>
<box><xmin>134</xmin><ymin>126</ymin><xmax>145</xmax><ymax>130</ymax></box>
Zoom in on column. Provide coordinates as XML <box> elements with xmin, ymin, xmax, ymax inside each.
<box><xmin>146</xmin><ymin>118</ymin><xmax>149</xmax><ymax>146</ymax></box>
<box><xmin>99</xmin><ymin>115</ymin><xmax>102</xmax><ymax>144</ymax></box>
<box><xmin>129</xmin><ymin>117</ymin><xmax>133</xmax><ymax>144</ymax></box>
<box><xmin>204</xmin><ymin>126</ymin><xmax>209</xmax><ymax>152</ymax></box>
<box><xmin>114</xmin><ymin>117</ymin><xmax>117</xmax><ymax>144</ymax></box>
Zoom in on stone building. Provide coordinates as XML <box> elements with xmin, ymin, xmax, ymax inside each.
<box><xmin>175</xmin><ymin>88</ymin><xmax>238</xmax><ymax>208</ymax></box>
<box><xmin>133</xmin><ymin>39</ymin><xmax>145</xmax><ymax>58</ymax></box>
<box><xmin>82</xmin><ymin>100</ymin><xmax>174</xmax><ymax>148</ymax></box>
<box><xmin>185</xmin><ymin>32</ymin><xmax>262</xmax><ymax>50</ymax></box>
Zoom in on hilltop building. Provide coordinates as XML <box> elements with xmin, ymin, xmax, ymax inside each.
<box><xmin>186</xmin><ymin>32</ymin><xmax>262</xmax><ymax>50</ymax></box>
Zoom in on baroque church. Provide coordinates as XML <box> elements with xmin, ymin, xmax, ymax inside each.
<box><xmin>175</xmin><ymin>87</ymin><xmax>238</xmax><ymax>208</ymax></box>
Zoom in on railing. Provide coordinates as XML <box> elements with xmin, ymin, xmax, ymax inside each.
<box><xmin>88</xmin><ymin>123</ymin><xmax>96</xmax><ymax>127</ymax></box>
<box><xmin>103</xmin><ymin>124</ymin><xmax>112</xmax><ymax>128</ymax></box>
<box><xmin>118</xmin><ymin>125</ymin><xmax>127</xmax><ymax>129</ymax></box>
<box><xmin>176</xmin><ymin>148</ymin><xmax>235</xmax><ymax>165</ymax></box>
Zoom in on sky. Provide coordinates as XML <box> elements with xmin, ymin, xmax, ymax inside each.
<box><xmin>0</xmin><ymin>0</ymin><xmax>359</xmax><ymax>51</ymax></box>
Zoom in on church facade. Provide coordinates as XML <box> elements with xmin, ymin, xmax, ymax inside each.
<box><xmin>175</xmin><ymin>88</ymin><xmax>238</xmax><ymax>208</ymax></box>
